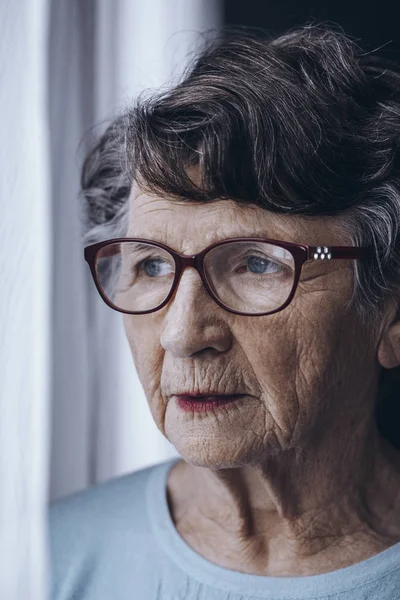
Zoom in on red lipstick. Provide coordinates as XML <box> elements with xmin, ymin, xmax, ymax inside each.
<box><xmin>174</xmin><ymin>394</ymin><xmax>246</xmax><ymax>412</ymax></box>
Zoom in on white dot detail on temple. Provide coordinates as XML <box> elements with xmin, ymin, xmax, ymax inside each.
<box><xmin>314</xmin><ymin>246</ymin><xmax>332</xmax><ymax>260</ymax></box>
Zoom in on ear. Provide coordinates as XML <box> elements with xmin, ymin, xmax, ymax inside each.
<box><xmin>377</xmin><ymin>304</ymin><xmax>400</xmax><ymax>369</ymax></box>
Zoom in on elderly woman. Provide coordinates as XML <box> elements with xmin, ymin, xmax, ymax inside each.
<box><xmin>49</xmin><ymin>24</ymin><xmax>400</xmax><ymax>600</ymax></box>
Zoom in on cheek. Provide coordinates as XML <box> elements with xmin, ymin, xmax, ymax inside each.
<box><xmin>243</xmin><ymin>303</ymin><xmax>369</xmax><ymax>443</ymax></box>
<box><xmin>241</xmin><ymin>318</ymin><xmax>302</xmax><ymax>439</ymax></box>
<box><xmin>123</xmin><ymin>316</ymin><xmax>163</xmax><ymax>397</ymax></box>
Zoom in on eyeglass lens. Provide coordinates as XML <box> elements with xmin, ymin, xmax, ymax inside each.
<box><xmin>94</xmin><ymin>241</ymin><xmax>296</xmax><ymax>315</ymax></box>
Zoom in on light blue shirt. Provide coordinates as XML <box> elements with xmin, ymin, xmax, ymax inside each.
<box><xmin>48</xmin><ymin>457</ymin><xmax>400</xmax><ymax>599</ymax></box>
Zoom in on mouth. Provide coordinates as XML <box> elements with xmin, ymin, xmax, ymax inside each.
<box><xmin>173</xmin><ymin>394</ymin><xmax>247</xmax><ymax>413</ymax></box>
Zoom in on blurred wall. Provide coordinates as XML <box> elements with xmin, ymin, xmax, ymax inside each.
<box><xmin>224</xmin><ymin>1</ymin><xmax>400</xmax><ymax>61</ymax></box>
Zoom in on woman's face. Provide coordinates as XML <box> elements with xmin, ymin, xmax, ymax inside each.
<box><xmin>122</xmin><ymin>187</ymin><xmax>383</xmax><ymax>469</ymax></box>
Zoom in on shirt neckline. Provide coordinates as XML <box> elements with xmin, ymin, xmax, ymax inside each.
<box><xmin>146</xmin><ymin>457</ymin><xmax>400</xmax><ymax>599</ymax></box>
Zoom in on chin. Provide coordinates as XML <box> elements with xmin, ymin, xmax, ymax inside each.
<box><xmin>169</xmin><ymin>437</ymin><xmax>262</xmax><ymax>471</ymax></box>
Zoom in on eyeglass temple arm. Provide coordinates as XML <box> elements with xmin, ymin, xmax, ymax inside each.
<box><xmin>308</xmin><ymin>246</ymin><xmax>369</xmax><ymax>261</ymax></box>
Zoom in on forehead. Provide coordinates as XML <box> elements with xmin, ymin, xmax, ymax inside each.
<box><xmin>128</xmin><ymin>187</ymin><xmax>349</xmax><ymax>250</ymax></box>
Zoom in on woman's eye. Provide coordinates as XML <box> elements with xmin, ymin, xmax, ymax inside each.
<box><xmin>138</xmin><ymin>258</ymin><xmax>171</xmax><ymax>277</ymax></box>
<box><xmin>239</xmin><ymin>255</ymin><xmax>283</xmax><ymax>275</ymax></box>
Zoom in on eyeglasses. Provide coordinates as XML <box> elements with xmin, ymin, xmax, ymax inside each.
<box><xmin>84</xmin><ymin>238</ymin><xmax>369</xmax><ymax>317</ymax></box>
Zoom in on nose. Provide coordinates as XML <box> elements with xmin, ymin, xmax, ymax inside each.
<box><xmin>159</xmin><ymin>267</ymin><xmax>232</xmax><ymax>358</ymax></box>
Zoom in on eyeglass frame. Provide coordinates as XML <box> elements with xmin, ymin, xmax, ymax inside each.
<box><xmin>84</xmin><ymin>237</ymin><xmax>370</xmax><ymax>317</ymax></box>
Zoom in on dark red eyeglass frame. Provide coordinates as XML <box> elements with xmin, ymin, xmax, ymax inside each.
<box><xmin>84</xmin><ymin>237</ymin><xmax>370</xmax><ymax>317</ymax></box>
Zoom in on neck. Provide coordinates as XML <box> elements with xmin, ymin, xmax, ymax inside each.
<box><xmin>168</xmin><ymin>422</ymin><xmax>400</xmax><ymax>576</ymax></box>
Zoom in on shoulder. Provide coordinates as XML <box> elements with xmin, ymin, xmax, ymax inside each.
<box><xmin>48</xmin><ymin>459</ymin><xmax>176</xmax><ymax>599</ymax></box>
<box><xmin>49</xmin><ymin>460</ymin><xmax>155</xmax><ymax>535</ymax></box>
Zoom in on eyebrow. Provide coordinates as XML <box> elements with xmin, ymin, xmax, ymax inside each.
<box><xmin>124</xmin><ymin>242</ymin><xmax>156</xmax><ymax>251</ymax></box>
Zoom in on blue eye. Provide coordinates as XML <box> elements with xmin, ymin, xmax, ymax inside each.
<box><xmin>140</xmin><ymin>258</ymin><xmax>171</xmax><ymax>277</ymax></box>
<box><xmin>246</xmin><ymin>256</ymin><xmax>282</xmax><ymax>274</ymax></box>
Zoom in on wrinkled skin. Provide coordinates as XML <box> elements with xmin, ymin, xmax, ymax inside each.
<box><xmin>122</xmin><ymin>186</ymin><xmax>400</xmax><ymax>576</ymax></box>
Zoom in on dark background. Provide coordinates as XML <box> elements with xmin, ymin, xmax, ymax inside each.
<box><xmin>223</xmin><ymin>1</ymin><xmax>400</xmax><ymax>61</ymax></box>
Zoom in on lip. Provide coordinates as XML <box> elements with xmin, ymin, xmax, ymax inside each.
<box><xmin>172</xmin><ymin>391</ymin><xmax>243</xmax><ymax>397</ymax></box>
<box><xmin>173</xmin><ymin>394</ymin><xmax>246</xmax><ymax>413</ymax></box>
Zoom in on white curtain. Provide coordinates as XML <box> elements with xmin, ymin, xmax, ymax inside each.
<box><xmin>1</xmin><ymin>2</ymin><xmax>51</xmax><ymax>599</ymax></box>
<box><xmin>0</xmin><ymin>1</ymin><xmax>221</xmax><ymax>599</ymax></box>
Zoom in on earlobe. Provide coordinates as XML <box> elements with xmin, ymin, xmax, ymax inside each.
<box><xmin>377</xmin><ymin>319</ymin><xmax>400</xmax><ymax>369</ymax></box>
